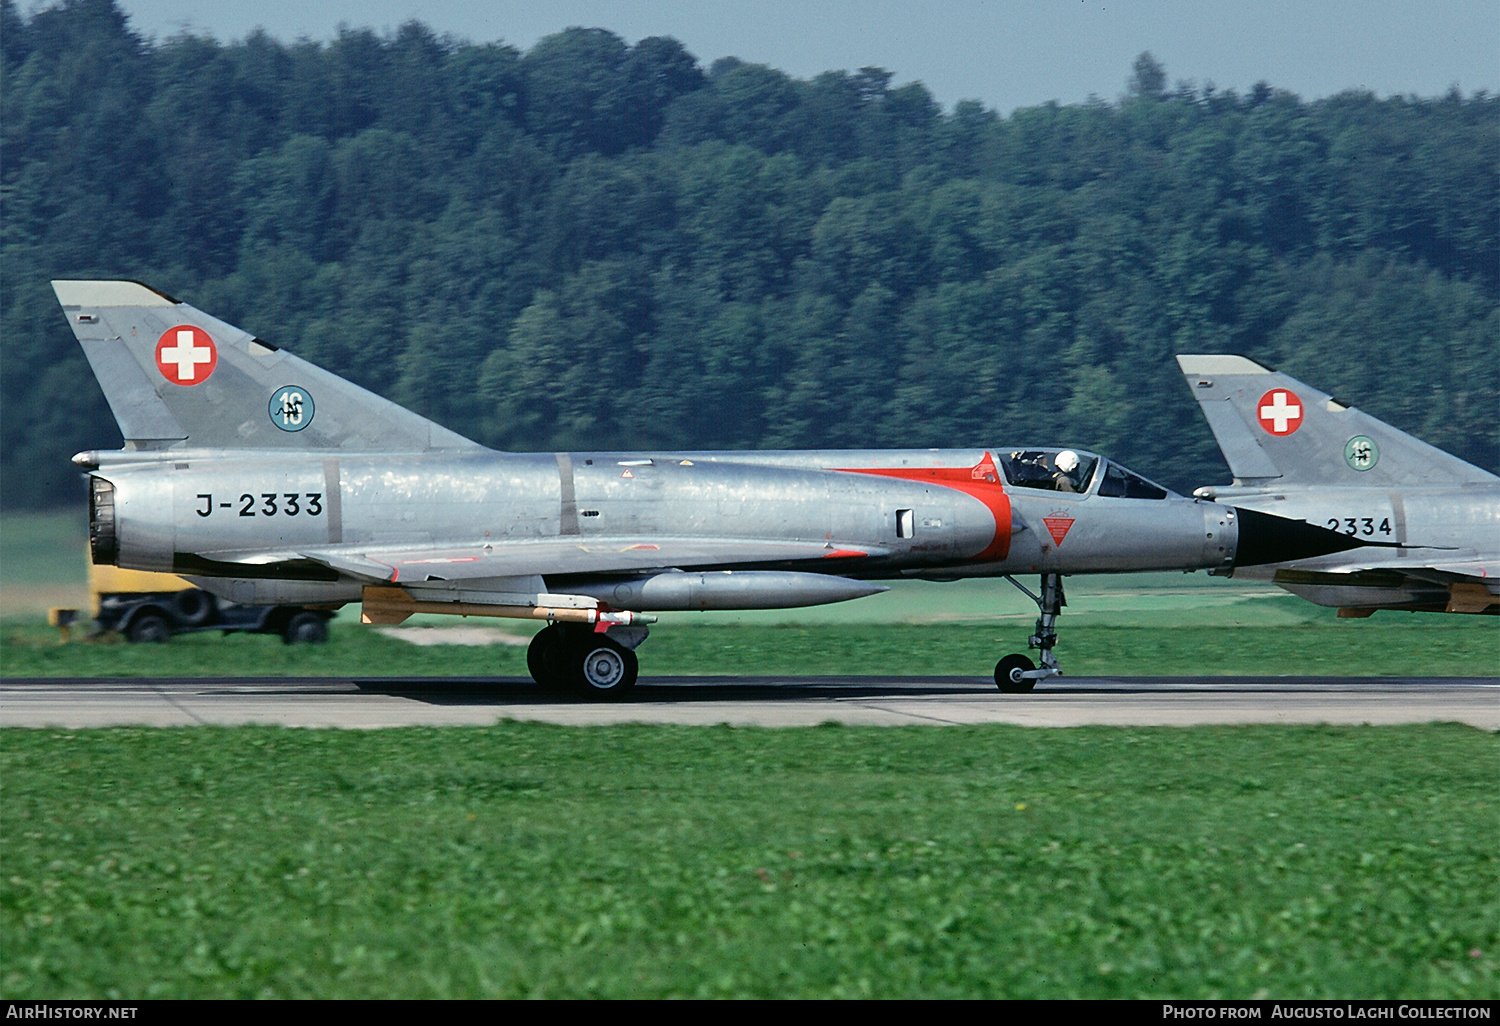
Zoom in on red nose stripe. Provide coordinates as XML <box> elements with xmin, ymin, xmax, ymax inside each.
<box><xmin>833</xmin><ymin>452</ymin><xmax>1012</xmax><ymax>562</ymax></box>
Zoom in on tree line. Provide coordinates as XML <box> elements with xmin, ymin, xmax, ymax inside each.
<box><xmin>3</xmin><ymin>0</ymin><xmax>1495</xmax><ymax>508</ymax></box>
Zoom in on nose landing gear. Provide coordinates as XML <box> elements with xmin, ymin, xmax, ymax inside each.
<box><xmin>996</xmin><ymin>573</ymin><xmax>1065</xmax><ymax>693</ymax></box>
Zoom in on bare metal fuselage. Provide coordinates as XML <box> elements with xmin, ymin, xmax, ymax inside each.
<box><xmin>91</xmin><ymin>446</ymin><xmax>1238</xmax><ymax>610</ymax></box>
<box><xmin>1201</xmin><ymin>481</ymin><xmax>1500</xmax><ymax>612</ymax></box>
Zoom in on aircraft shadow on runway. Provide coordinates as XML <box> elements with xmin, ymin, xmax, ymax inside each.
<box><xmin>348</xmin><ymin>676</ymin><xmax>1000</xmax><ymax>705</ymax></box>
<box><xmin>337</xmin><ymin>675</ymin><xmax>1466</xmax><ymax>705</ymax></box>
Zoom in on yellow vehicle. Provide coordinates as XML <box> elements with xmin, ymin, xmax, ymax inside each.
<box><xmin>89</xmin><ymin>562</ymin><xmax>333</xmax><ymax>643</ymax></box>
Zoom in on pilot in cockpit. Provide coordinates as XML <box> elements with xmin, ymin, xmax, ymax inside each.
<box><xmin>1053</xmin><ymin>449</ymin><xmax>1086</xmax><ymax>492</ymax></box>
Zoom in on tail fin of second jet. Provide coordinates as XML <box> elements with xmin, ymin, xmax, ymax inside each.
<box><xmin>1176</xmin><ymin>354</ymin><xmax>1495</xmax><ymax>489</ymax></box>
<box><xmin>53</xmin><ymin>280</ymin><xmax>484</xmax><ymax>454</ymax></box>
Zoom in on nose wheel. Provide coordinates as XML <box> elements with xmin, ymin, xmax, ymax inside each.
<box><xmin>995</xmin><ymin>653</ymin><xmax>1037</xmax><ymax>693</ymax></box>
<box><xmin>996</xmin><ymin>574</ymin><xmax>1065</xmax><ymax>693</ymax></box>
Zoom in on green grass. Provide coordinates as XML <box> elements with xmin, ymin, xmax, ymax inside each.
<box><xmin>0</xmin><ymin>508</ymin><xmax>88</xmax><ymax>590</ymax></box>
<box><xmin>2</xmin><ymin>723</ymin><xmax>1494</xmax><ymax>999</ymax></box>
<box><xmin>3</xmin><ymin>512</ymin><xmax>1496</xmax><ymax>999</ymax></box>
<box><xmin>0</xmin><ymin>509</ymin><xmax>91</xmax><ymax>618</ymax></box>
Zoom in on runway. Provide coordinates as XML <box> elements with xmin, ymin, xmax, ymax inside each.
<box><xmin>2</xmin><ymin>675</ymin><xmax>1496</xmax><ymax>729</ymax></box>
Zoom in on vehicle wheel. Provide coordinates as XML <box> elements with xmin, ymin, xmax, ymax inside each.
<box><xmin>570</xmin><ymin>636</ymin><xmax>638</xmax><ymax>699</ymax></box>
<box><xmin>126</xmin><ymin>612</ymin><xmax>170</xmax><ymax>643</ymax></box>
<box><xmin>172</xmin><ymin>588</ymin><xmax>215</xmax><ymax>627</ymax></box>
<box><xmin>281</xmin><ymin>611</ymin><xmax>329</xmax><ymax>645</ymax></box>
<box><xmin>527</xmin><ymin>625</ymin><xmax>569</xmax><ymax>689</ymax></box>
<box><xmin>995</xmin><ymin>654</ymin><xmax>1036</xmax><ymax>693</ymax></box>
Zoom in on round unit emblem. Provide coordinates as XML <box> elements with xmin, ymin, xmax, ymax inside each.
<box><xmin>269</xmin><ymin>385</ymin><xmax>315</xmax><ymax>432</ymax></box>
<box><xmin>155</xmin><ymin>325</ymin><xmax>217</xmax><ymax>385</ymax></box>
<box><xmin>1344</xmin><ymin>435</ymin><xmax>1379</xmax><ymax>472</ymax></box>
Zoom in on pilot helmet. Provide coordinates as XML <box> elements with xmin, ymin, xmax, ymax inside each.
<box><xmin>1055</xmin><ymin>450</ymin><xmax>1080</xmax><ymax>473</ymax></box>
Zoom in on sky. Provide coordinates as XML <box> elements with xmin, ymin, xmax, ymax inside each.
<box><xmin>86</xmin><ymin>0</ymin><xmax>1499</xmax><ymax>115</ymax></box>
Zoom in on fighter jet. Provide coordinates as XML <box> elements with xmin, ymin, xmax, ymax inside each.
<box><xmin>1177</xmin><ymin>354</ymin><xmax>1499</xmax><ymax>616</ymax></box>
<box><xmin>53</xmin><ymin>280</ymin><xmax>1372</xmax><ymax>697</ymax></box>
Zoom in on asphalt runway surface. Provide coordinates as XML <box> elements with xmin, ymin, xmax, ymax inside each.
<box><xmin>2</xmin><ymin>675</ymin><xmax>1496</xmax><ymax>729</ymax></box>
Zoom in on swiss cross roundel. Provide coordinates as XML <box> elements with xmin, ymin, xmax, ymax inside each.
<box><xmin>1255</xmin><ymin>388</ymin><xmax>1303</xmax><ymax>436</ymax></box>
<box><xmin>154</xmin><ymin>325</ymin><xmax>217</xmax><ymax>385</ymax></box>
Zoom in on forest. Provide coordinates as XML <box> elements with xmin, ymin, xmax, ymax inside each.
<box><xmin>3</xmin><ymin>0</ymin><xmax>1496</xmax><ymax>509</ymax></box>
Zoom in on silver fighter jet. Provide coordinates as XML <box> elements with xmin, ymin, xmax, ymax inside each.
<box><xmin>1177</xmin><ymin>354</ymin><xmax>1498</xmax><ymax>616</ymax></box>
<box><xmin>54</xmin><ymin>280</ymin><xmax>1374</xmax><ymax>697</ymax></box>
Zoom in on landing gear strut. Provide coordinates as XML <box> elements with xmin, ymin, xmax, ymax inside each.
<box><xmin>996</xmin><ymin>573</ymin><xmax>1065</xmax><ymax>693</ymax></box>
<box><xmin>527</xmin><ymin>623</ymin><xmax>642</xmax><ymax>699</ymax></box>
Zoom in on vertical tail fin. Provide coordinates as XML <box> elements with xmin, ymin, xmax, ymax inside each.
<box><xmin>1176</xmin><ymin>354</ymin><xmax>1495</xmax><ymax>488</ymax></box>
<box><xmin>53</xmin><ymin>280</ymin><xmax>483</xmax><ymax>454</ymax></box>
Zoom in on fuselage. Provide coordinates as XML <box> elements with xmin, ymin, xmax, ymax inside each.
<box><xmin>1196</xmin><ymin>481</ymin><xmax>1500</xmax><ymax>611</ymax></box>
<box><xmin>87</xmin><ymin>444</ymin><xmax>1239</xmax><ymax>608</ymax></box>
<box><xmin>1204</xmin><ymin>483</ymin><xmax>1500</xmax><ymax>561</ymax></box>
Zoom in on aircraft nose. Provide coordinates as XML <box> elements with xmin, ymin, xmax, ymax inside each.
<box><xmin>1230</xmin><ymin>506</ymin><xmax>1388</xmax><ymax>567</ymax></box>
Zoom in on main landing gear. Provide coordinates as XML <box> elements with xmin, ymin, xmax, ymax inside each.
<box><xmin>527</xmin><ymin>623</ymin><xmax>643</xmax><ymax>699</ymax></box>
<box><xmin>996</xmin><ymin>573</ymin><xmax>1066</xmax><ymax>693</ymax></box>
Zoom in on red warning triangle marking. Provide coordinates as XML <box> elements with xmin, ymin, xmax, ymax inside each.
<box><xmin>1042</xmin><ymin>514</ymin><xmax>1075</xmax><ymax>546</ymax></box>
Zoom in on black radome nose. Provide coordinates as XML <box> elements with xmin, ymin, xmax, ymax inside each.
<box><xmin>1232</xmin><ymin>506</ymin><xmax>1398</xmax><ymax>567</ymax></box>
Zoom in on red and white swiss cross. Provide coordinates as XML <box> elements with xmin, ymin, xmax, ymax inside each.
<box><xmin>155</xmin><ymin>325</ymin><xmax>217</xmax><ymax>385</ymax></box>
<box><xmin>1255</xmin><ymin>388</ymin><xmax>1302</xmax><ymax>436</ymax></box>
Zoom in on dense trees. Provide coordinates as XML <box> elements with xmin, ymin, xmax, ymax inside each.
<box><xmin>3</xmin><ymin>0</ymin><xmax>1495</xmax><ymax>509</ymax></box>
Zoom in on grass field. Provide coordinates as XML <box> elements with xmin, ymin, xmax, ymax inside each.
<box><xmin>3</xmin><ymin>511</ymin><xmax>1496</xmax><ymax>1000</ymax></box>
<box><xmin>4</xmin><ymin>614</ymin><xmax>1498</xmax><ymax>679</ymax></box>
<box><xmin>0</xmin><ymin>508</ymin><xmax>91</xmax><ymax>617</ymax></box>
<box><xmin>2</xmin><ymin>723</ymin><xmax>1495</xmax><ymax>999</ymax></box>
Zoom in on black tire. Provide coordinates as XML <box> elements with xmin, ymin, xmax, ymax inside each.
<box><xmin>995</xmin><ymin>653</ymin><xmax>1036</xmax><ymax>693</ymax></box>
<box><xmin>570</xmin><ymin>635</ymin><xmax>638</xmax><ymax>699</ymax></box>
<box><xmin>172</xmin><ymin>588</ymin><xmax>215</xmax><ymax>626</ymax></box>
<box><xmin>527</xmin><ymin>625</ymin><xmax>569</xmax><ymax>689</ymax></box>
<box><xmin>126</xmin><ymin>612</ymin><xmax>170</xmax><ymax>643</ymax></box>
<box><xmin>281</xmin><ymin>611</ymin><xmax>329</xmax><ymax>645</ymax></box>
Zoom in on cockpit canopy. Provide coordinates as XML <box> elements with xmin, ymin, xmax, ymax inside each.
<box><xmin>1000</xmin><ymin>449</ymin><xmax>1171</xmax><ymax>500</ymax></box>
